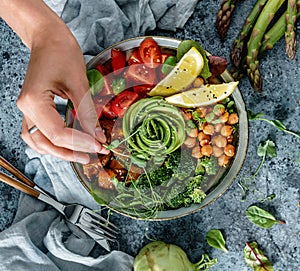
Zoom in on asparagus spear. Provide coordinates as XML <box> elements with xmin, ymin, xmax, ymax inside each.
<box><xmin>216</xmin><ymin>0</ymin><xmax>237</xmax><ymax>40</ymax></box>
<box><xmin>230</xmin><ymin>0</ymin><xmax>268</xmax><ymax>68</ymax></box>
<box><xmin>246</xmin><ymin>0</ymin><xmax>285</xmax><ymax>92</ymax></box>
<box><xmin>260</xmin><ymin>3</ymin><xmax>300</xmax><ymax>54</ymax></box>
<box><xmin>285</xmin><ymin>0</ymin><xmax>298</xmax><ymax>60</ymax></box>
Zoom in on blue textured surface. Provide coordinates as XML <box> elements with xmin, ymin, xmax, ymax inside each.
<box><xmin>1</xmin><ymin>1</ymin><xmax>300</xmax><ymax>270</ymax></box>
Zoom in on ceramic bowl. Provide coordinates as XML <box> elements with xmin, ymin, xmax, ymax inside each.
<box><xmin>66</xmin><ymin>36</ymin><xmax>248</xmax><ymax>220</ymax></box>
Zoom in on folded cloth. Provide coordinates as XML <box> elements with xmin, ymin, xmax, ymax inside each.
<box><xmin>0</xmin><ymin>0</ymin><xmax>198</xmax><ymax>270</ymax></box>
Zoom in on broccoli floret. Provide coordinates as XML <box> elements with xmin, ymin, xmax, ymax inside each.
<box><xmin>189</xmin><ymin>188</ymin><xmax>206</xmax><ymax>203</ymax></box>
<box><xmin>196</xmin><ymin>156</ymin><xmax>219</xmax><ymax>176</ymax></box>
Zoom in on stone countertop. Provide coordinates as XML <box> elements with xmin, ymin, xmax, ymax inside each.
<box><xmin>0</xmin><ymin>0</ymin><xmax>299</xmax><ymax>270</ymax></box>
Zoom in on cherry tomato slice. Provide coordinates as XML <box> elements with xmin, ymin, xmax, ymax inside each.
<box><xmin>111</xmin><ymin>91</ymin><xmax>139</xmax><ymax>117</ymax></box>
<box><xmin>111</xmin><ymin>48</ymin><xmax>126</xmax><ymax>75</ymax></box>
<box><xmin>138</xmin><ymin>37</ymin><xmax>162</xmax><ymax>68</ymax></box>
<box><xmin>128</xmin><ymin>49</ymin><xmax>142</xmax><ymax>65</ymax></box>
<box><xmin>125</xmin><ymin>64</ymin><xmax>156</xmax><ymax>85</ymax></box>
<box><xmin>133</xmin><ymin>85</ymin><xmax>153</xmax><ymax>97</ymax></box>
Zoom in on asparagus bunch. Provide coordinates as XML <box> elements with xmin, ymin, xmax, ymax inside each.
<box><xmin>217</xmin><ymin>0</ymin><xmax>300</xmax><ymax>91</ymax></box>
<box><xmin>285</xmin><ymin>0</ymin><xmax>297</xmax><ymax>59</ymax></box>
<box><xmin>230</xmin><ymin>0</ymin><xmax>268</xmax><ymax>68</ymax></box>
<box><xmin>246</xmin><ymin>0</ymin><xmax>285</xmax><ymax>91</ymax></box>
<box><xmin>216</xmin><ymin>0</ymin><xmax>238</xmax><ymax>40</ymax></box>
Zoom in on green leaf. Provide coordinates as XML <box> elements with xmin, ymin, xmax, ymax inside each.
<box><xmin>247</xmin><ymin>109</ymin><xmax>264</xmax><ymax>120</ymax></box>
<box><xmin>243</xmin><ymin>241</ymin><xmax>274</xmax><ymax>271</ymax></box>
<box><xmin>161</xmin><ymin>55</ymin><xmax>177</xmax><ymax>75</ymax></box>
<box><xmin>268</xmin><ymin>119</ymin><xmax>286</xmax><ymax>131</ymax></box>
<box><xmin>176</xmin><ymin>40</ymin><xmax>212</xmax><ymax>80</ymax></box>
<box><xmin>246</xmin><ymin>205</ymin><xmax>285</xmax><ymax>229</ymax></box>
<box><xmin>112</xmin><ymin>77</ymin><xmax>126</xmax><ymax>95</ymax></box>
<box><xmin>206</xmin><ymin>229</ymin><xmax>228</xmax><ymax>253</ymax></box>
<box><xmin>87</xmin><ymin>69</ymin><xmax>104</xmax><ymax>96</ymax></box>
<box><xmin>257</xmin><ymin>140</ymin><xmax>276</xmax><ymax>158</ymax></box>
<box><xmin>106</xmin><ymin>140</ymin><xmax>120</xmax><ymax>150</ymax></box>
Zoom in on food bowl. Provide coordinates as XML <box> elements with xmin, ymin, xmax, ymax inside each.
<box><xmin>66</xmin><ymin>36</ymin><xmax>248</xmax><ymax>220</ymax></box>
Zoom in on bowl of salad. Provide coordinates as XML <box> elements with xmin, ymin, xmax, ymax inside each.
<box><xmin>66</xmin><ymin>36</ymin><xmax>248</xmax><ymax>220</ymax></box>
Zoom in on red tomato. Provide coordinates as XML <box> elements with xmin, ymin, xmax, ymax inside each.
<box><xmin>138</xmin><ymin>38</ymin><xmax>162</xmax><ymax>68</ymax></box>
<box><xmin>126</xmin><ymin>64</ymin><xmax>156</xmax><ymax>85</ymax></box>
<box><xmin>127</xmin><ymin>49</ymin><xmax>142</xmax><ymax>65</ymax></box>
<box><xmin>161</xmin><ymin>53</ymin><xmax>171</xmax><ymax>63</ymax></box>
<box><xmin>111</xmin><ymin>48</ymin><xmax>126</xmax><ymax>74</ymax></box>
<box><xmin>94</xmin><ymin>96</ymin><xmax>117</xmax><ymax>119</ymax></box>
<box><xmin>95</xmin><ymin>65</ymin><xmax>114</xmax><ymax>95</ymax></box>
<box><xmin>111</xmin><ymin>91</ymin><xmax>139</xmax><ymax>117</ymax></box>
<box><xmin>95</xmin><ymin>64</ymin><xmax>110</xmax><ymax>75</ymax></box>
<box><xmin>133</xmin><ymin>85</ymin><xmax>153</xmax><ymax>97</ymax></box>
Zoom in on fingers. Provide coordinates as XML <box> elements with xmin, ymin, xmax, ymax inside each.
<box><xmin>69</xmin><ymin>85</ymin><xmax>107</xmax><ymax>143</ymax></box>
<box><xmin>22</xmin><ymin>117</ymin><xmax>97</xmax><ymax>164</ymax></box>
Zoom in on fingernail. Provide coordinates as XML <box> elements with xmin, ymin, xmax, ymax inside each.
<box><xmin>94</xmin><ymin>142</ymin><xmax>110</xmax><ymax>155</ymax></box>
<box><xmin>95</xmin><ymin>127</ymin><xmax>106</xmax><ymax>143</ymax></box>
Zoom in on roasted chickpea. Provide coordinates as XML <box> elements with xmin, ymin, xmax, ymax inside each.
<box><xmin>212</xmin><ymin>135</ymin><xmax>227</xmax><ymax>148</ymax></box>
<box><xmin>184</xmin><ymin>136</ymin><xmax>196</xmax><ymax>148</ymax></box>
<box><xmin>188</xmin><ymin>127</ymin><xmax>198</xmax><ymax>138</ymax></box>
<box><xmin>192</xmin><ymin>145</ymin><xmax>203</xmax><ymax>158</ymax></box>
<box><xmin>193</xmin><ymin>77</ymin><xmax>204</xmax><ymax>87</ymax></box>
<box><xmin>183</xmin><ymin>111</ymin><xmax>192</xmax><ymax>120</ymax></box>
<box><xmin>214</xmin><ymin>123</ymin><xmax>223</xmax><ymax>133</ymax></box>
<box><xmin>227</xmin><ymin>113</ymin><xmax>239</xmax><ymax>125</ymax></box>
<box><xmin>201</xmin><ymin>144</ymin><xmax>212</xmax><ymax>157</ymax></box>
<box><xmin>198</xmin><ymin>131</ymin><xmax>211</xmax><ymax>146</ymax></box>
<box><xmin>195</xmin><ymin>107</ymin><xmax>207</xmax><ymax>118</ymax></box>
<box><xmin>219</xmin><ymin>112</ymin><xmax>229</xmax><ymax>123</ymax></box>
<box><xmin>212</xmin><ymin>146</ymin><xmax>223</xmax><ymax>157</ymax></box>
<box><xmin>224</xmin><ymin>144</ymin><xmax>235</xmax><ymax>157</ymax></box>
<box><xmin>227</xmin><ymin>135</ymin><xmax>233</xmax><ymax>143</ymax></box>
<box><xmin>220</xmin><ymin>125</ymin><xmax>233</xmax><ymax>137</ymax></box>
<box><xmin>218</xmin><ymin>154</ymin><xmax>230</xmax><ymax>166</ymax></box>
<box><xmin>203</xmin><ymin>124</ymin><xmax>215</xmax><ymax>135</ymax></box>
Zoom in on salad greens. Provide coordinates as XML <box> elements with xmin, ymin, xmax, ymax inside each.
<box><xmin>248</xmin><ymin>109</ymin><xmax>300</xmax><ymax>138</ymax></box>
<box><xmin>206</xmin><ymin>229</ymin><xmax>228</xmax><ymax>253</ymax></box>
<box><xmin>243</xmin><ymin>241</ymin><xmax>274</xmax><ymax>271</ymax></box>
<box><xmin>246</xmin><ymin>205</ymin><xmax>286</xmax><ymax>229</ymax></box>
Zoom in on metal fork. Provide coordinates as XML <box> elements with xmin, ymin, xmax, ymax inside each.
<box><xmin>0</xmin><ymin>155</ymin><xmax>119</xmax><ymax>251</ymax></box>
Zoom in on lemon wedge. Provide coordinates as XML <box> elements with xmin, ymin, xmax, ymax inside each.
<box><xmin>165</xmin><ymin>81</ymin><xmax>239</xmax><ymax>108</ymax></box>
<box><xmin>148</xmin><ymin>47</ymin><xmax>204</xmax><ymax>97</ymax></box>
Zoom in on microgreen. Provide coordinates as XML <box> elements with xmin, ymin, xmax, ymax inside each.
<box><xmin>206</xmin><ymin>229</ymin><xmax>228</xmax><ymax>253</ymax></box>
<box><xmin>248</xmin><ymin>109</ymin><xmax>300</xmax><ymax>138</ymax></box>
<box><xmin>244</xmin><ymin>241</ymin><xmax>274</xmax><ymax>271</ymax></box>
<box><xmin>246</xmin><ymin>205</ymin><xmax>286</xmax><ymax>229</ymax></box>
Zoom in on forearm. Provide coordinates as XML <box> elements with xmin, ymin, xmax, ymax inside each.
<box><xmin>0</xmin><ymin>0</ymin><xmax>73</xmax><ymax>49</ymax></box>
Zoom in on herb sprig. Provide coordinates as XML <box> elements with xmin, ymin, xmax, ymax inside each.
<box><xmin>248</xmin><ymin>110</ymin><xmax>300</xmax><ymax>138</ymax></box>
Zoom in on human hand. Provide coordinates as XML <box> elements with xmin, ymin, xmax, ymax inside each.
<box><xmin>17</xmin><ymin>31</ymin><xmax>109</xmax><ymax>164</ymax></box>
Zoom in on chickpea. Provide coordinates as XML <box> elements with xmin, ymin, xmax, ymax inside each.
<box><xmin>188</xmin><ymin>127</ymin><xmax>198</xmax><ymax>138</ymax></box>
<box><xmin>203</xmin><ymin>124</ymin><xmax>215</xmax><ymax>135</ymax></box>
<box><xmin>201</xmin><ymin>144</ymin><xmax>212</xmax><ymax>157</ymax></box>
<box><xmin>224</xmin><ymin>144</ymin><xmax>235</xmax><ymax>157</ymax></box>
<box><xmin>195</xmin><ymin>107</ymin><xmax>207</xmax><ymax>118</ymax></box>
<box><xmin>211</xmin><ymin>135</ymin><xmax>227</xmax><ymax>148</ymax></box>
<box><xmin>227</xmin><ymin>113</ymin><xmax>239</xmax><ymax>125</ymax></box>
<box><xmin>214</xmin><ymin>105</ymin><xmax>225</xmax><ymax>117</ymax></box>
<box><xmin>227</xmin><ymin>135</ymin><xmax>233</xmax><ymax>143</ymax></box>
<box><xmin>218</xmin><ymin>154</ymin><xmax>230</xmax><ymax>167</ymax></box>
<box><xmin>198</xmin><ymin>131</ymin><xmax>210</xmax><ymax>142</ymax></box>
<box><xmin>184</xmin><ymin>136</ymin><xmax>196</xmax><ymax>148</ymax></box>
<box><xmin>219</xmin><ymin>112</ymin><xmax>229</xmax><ymax>123</ymax></box>
<box><xmin>183</xmin><ymin>111</ymin><xmax>192</xmax><ymax>120</ymax></box>
<box><xmin>214</xmin><ymin>123</ymin><xmax>223</xmax><ymax>133</ymax></box>
<box><xmin>220</xmin><ymin>125</ymin><xmax>233</xmax><ymax>137</ymax></box>
<box><xmin>192</xmin><ymin>145</ymin><xmax>203</xmax><ymax>158</ymax></box>
<box><xmin>212</xmin><ymin>146</ymin><xmax>223</xmax><ymax>157</ymax></box>
<box><xmin>193</xmin><ymin>77</ymin><xmax>204</xmax><ymax>87</ymax></box>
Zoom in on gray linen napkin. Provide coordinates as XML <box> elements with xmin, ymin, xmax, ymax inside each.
<box><xmin>0</xmin><ymin>0</ymin><xmax>198</xmax><ymax>270</ymax></box>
